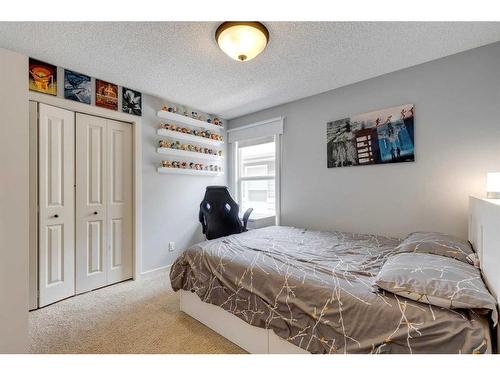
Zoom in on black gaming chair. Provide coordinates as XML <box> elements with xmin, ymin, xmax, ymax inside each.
<box><xmin>199</xmin><ymin>186</ymin><xmax>253</xmax><ymax>240</ymax></box>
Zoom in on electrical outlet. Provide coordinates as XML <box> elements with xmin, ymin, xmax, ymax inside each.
<box><xmin>168</xmin><ymin>242</ymin><xmax>175</xmax><ymax>252</ymax></box>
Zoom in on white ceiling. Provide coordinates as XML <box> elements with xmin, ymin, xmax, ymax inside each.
<box><xmin>1</xmin><ymin>22</ymin><xmax>499</xmax><ymax>119</ymax></box>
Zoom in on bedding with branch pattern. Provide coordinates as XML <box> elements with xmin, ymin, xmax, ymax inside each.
<box><xmin>170</xmin><ymin>226</ymin><xmax>492</xmax><ymax>354</ymax></box>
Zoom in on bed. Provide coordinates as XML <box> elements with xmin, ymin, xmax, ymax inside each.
<box><xmin>170</xmin><ymin>198</ymin><xmax>499</xmax><ymax>354</ymax></box>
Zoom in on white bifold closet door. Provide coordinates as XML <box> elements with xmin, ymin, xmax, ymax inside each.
<box><xmin>75</xmin><ymin>113</ymin><xmax>133</xmax><ymax>294</ymax></box>
<box><xmin>38</xmin><ymin>104</ymin><xmax>75</xmax><ymax>307</ymax></box>
<box><xmin>106</xmin><ymin>119</ymin><xmax>133</xmax><ymax>285</ymax></box>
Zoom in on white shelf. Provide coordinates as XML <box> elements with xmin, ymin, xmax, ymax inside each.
<box><xmin>157</xmin><ymin>167</ymin><xmax>223</xmax><ymax>177</ymax></box>
<box><xmin>157</xmin><ymin>110</ymin><xmax>224</xmax><ymax>133</ymax></box>
<box><xmin>157</xmin><ymin>128</ymin><xmax>224</xmax><ymax>147</ymax></box>
<box><xmin>157</xmin><ymin>147</ymin><xmax>224</xmax><ymax>161</ymax></box>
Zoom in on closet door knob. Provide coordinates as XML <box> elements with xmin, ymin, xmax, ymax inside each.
<box><xmin>93</xmin><ymin>211</ymin><xmax>98</xmax><ymax>215</ymax></box>
<box><xmin>53</xmin><ymin>214</ymin><xmax>59</xmax><ymax>218</ymax></box>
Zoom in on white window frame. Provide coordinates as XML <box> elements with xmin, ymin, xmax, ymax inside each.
<box><xmin>237</xmin><ymin>138</ymin><xmax>276</xmax><ymax>219</ymax></box>
<box><xmin>228</xmin><ymin>117</ymin><xmax>283</xmax><ymax>225</ymax></box>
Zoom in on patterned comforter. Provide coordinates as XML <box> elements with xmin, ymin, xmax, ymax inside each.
<box><xmin>170</xmin><ymin>226</ymin><xmax>491</xmax><ymax>353</ymax></box>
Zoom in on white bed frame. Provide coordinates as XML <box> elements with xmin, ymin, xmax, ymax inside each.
<box><xmin>180</xmin><ymin>290</ymin><xmax>308</xmax><ymax>353</ymax></box>
<box><xmin>468</xmin><ymin>196</ymin><xmax>500</xmax><ymax>352</ymax></box>
<box><xmin>179</xmin><ymin>196</ymin><xmax>500</xmax><ymax>354</ymax></box>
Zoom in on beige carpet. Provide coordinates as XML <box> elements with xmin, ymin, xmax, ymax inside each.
<box><xmin>29</xmin><ymin>271</ymin><xmax>245</xmax><ymax>354</ymax></box>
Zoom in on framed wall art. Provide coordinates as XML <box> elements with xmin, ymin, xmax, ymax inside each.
<box><xmin>327</xmin><ymin>104</ymin><xmax>415</xmax><ymax>168</ymax></box>
<box><xmin>29</xmin><ymin>58</ymin><xmax>57</xmax><ymax>95</ymax></box>
<box><xmin>122</xmin><ymin>87</ymin><xmax>142</xmax><ymax>116</ymax></box>
<box><xmin>95</xmin><ymin>79</ymin><xmax>118</xmax><ymax>110</ymax></box>
<box><xmin>64</xmin><ymin>69</ymin><xmax>91</xmax><ymax>104</ymax></box>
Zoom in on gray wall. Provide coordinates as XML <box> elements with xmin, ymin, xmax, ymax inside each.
<box><xmin>141</xmin><ymin>95</ymin><xmax>227</xmax><ymax>272</ymax></box>
<box><xmin>229</xmin><ymin>42</ymin><xmax>500</xmax><ymax>239</ymax></box>
<box><xmin>0</xmin><ymin>48</ymin><xmax>29</xmax><ymax>352</ymax></box>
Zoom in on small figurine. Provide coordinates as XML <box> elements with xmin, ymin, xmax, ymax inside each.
<box><xmin>181</xmin><ymin>162</ymin><xmax>187</xmax><ymax>169</ymax></box>
<box><xmin>218</xmin><ymin>150</ymin><xmax>223</xmax><ymax>156</ymax></box>
<box><xmin>162</xmin><ymin>105</ymin><xmax>176</xmax><ymax>113</ymax></box>
<box><xmin>207</xmin><ymin>119</ymin><xmax>212</xmax><ymax>124</ymax></box>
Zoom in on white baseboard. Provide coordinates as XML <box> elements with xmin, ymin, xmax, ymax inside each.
<box><xmin>140</xmin><ymin>264</ymin><xmax>172</xmax><ymax>278</ymax></box>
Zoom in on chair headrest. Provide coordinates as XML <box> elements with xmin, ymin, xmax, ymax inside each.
<box><xmin>206</xmin><ymin>186</ymin><xmax>228</xmax><ymax>191</ymax></box>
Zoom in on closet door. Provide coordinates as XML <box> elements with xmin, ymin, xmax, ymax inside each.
<box><xmin>75</xmin><ymin>113</ymin><xmax>108</xmax><ymax>293</ymax></box>
<box><xmin>106</xmin><ymin>120</ymin><xmax>133</xmax><ymax>284</ymax></box>
<box><xmin>38</xmin><ymin>103</ymin><xmax>75</xmax><ymax>307</ymax></box>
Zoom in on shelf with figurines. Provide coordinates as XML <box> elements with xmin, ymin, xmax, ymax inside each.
<box><xmin>157</xmin><ymin>123</ymin><xmax>224</xmax><ymax>146</ymax></box>
<box><xmin>157</xmin><ymin>105</ymin><xmax>224</xmax><ymax>133</ymax></box>
<box><xmin>157</xmin><ymin>140</ymin><xmax>224</xmax><ymax>161</ymax></box>
<box><xmin>157</xmin><ymin>160</ymin><xmax>223</xmax><ymax>177</ymax></box>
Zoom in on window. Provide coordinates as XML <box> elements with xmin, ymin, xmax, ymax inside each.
<box><xmin>236</xmin><ymin>137</ymin><xmax>276</xmax><ymax>219</ymax></box>
<box><xmin>228</xmin><ymin>117</ymin><xmax>283</xmax><ymax>223</ymax></box>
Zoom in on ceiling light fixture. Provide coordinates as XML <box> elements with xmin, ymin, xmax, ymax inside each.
<box><xmin>215</xmin><ymin>22</ymin><xmax>269</xmax><ymax>62</ymax></box>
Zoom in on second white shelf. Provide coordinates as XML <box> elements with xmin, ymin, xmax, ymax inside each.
<box><xmin>157</xmin><ymin>128</ymin><xmax>224</xmax><ymax>147</ymax></box>
<box><xmin>157</xmin><ymin>147</ymin><xmax>224</xmax><ymax>161</ymax></box>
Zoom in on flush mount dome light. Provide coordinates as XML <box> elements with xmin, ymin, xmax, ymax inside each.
<box><xmin>215</xmin><ymin>22</ymin><xmax>269</xmax><ymax>62</ymax></box>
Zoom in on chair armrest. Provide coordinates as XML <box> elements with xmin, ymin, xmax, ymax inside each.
<box><xmin>241</xmin><ymin>208</ymin><xmax>253</xmax><ymax>231</ymax></box>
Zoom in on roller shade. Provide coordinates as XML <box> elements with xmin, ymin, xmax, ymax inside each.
<box><xmin>227</xmin><ymin>117</ymin><xmax>283</xmax><ymax>143</ymax></box>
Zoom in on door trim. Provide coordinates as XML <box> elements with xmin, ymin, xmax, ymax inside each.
<box><xmin>28</xmin><ymin>102</ymin><xmax>38</xmax><ymax>310</ymax></box>
<box><xmin>29</xmin><ymin>92</ymin><xmax>143</xmax><ymax>281</ymax></box>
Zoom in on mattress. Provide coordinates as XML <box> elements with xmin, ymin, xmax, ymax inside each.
<box><xmin>170</xmin><ymin>226</ymin><xmax>492</xmax><ymax>353</ymax></box>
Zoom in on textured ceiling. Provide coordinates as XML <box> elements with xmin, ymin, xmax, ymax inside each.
<box><xmin>0</xmin><ymin>22</ymin><xmax>499</xmax><ymax>119</ymax></box>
